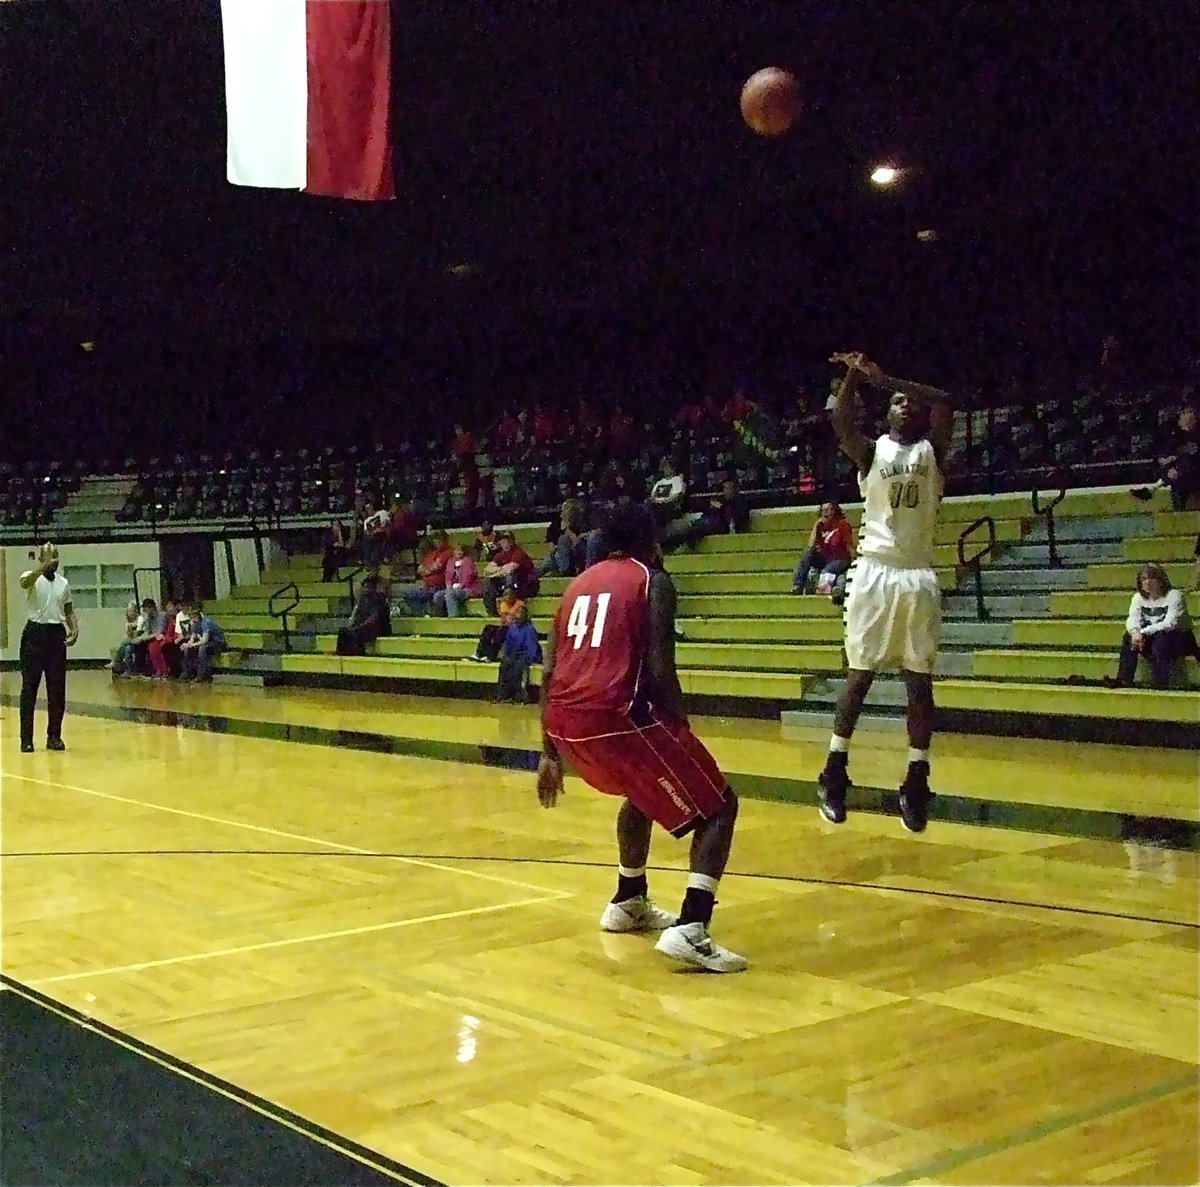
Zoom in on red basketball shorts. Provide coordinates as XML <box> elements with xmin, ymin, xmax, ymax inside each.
<box><xmin>544</xmin><ymin>705</ymin><xmax>729</xmax><ymax>836</ymax></box>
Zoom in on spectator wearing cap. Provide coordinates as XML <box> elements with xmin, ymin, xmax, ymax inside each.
<box><xmin>482</xmin><ymin>531</ymin><xmax>539</xmax><ymax>614</ymax></box>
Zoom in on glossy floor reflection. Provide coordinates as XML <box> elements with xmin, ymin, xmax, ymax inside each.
<box><xmin>1</xmin><ymin>674</ymin><xmax>1197</xmax><ymax>1184</ymax></box>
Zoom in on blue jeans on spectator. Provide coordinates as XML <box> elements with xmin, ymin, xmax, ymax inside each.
<box><xmin>401</xmin><ymin>585</ymin><xmax>437</xmax><ymax>615</ymax></box>
<box><xmin>538</xmin><ymin>534</ymin><xmax>582</xmax><ymax>578</ymax></box>
<box><xmin>112</xmin><ymin>640</ymin><xmax>137</xmax><ymax>675</ymax></box>
<box><xmin>434</xmin><ymin>587</ymin><xmax>472</xmax><ymax>617</ymax></box>
<box><xmin>793</xmin><ymin>548</ymin><xmax>849</xmax><ymax>593</ymax></box>
<box><xmin>181</xmin><ymin>643</ymin><xmax>219</xmax><ymax>681</ymax></box>
<box><xmin>584</xmin><ymin>529</ymin><xmax>606</xmax><ymax>570</ymax></box>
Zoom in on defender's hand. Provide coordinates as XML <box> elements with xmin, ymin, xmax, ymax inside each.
<box><xmin>537</xmin><ymin>756</ymin><xmax>564</xmax><ymax>807</ymax></box>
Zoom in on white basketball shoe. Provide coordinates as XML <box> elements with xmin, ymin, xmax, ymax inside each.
<box><xmin>599</xmin><ymin>896</ymin><xmax>677</xmax><ymax>933</ymax></box>
<box><xmin>654</xmin><ymin>922</ymin><xmax>749</xmax><ymax>972</ymax></box>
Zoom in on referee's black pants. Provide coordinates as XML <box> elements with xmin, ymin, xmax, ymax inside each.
<box><xmin>20</xmin><ymin>622</ymin><xmax>67</xmax><ymax>746</ymax></box>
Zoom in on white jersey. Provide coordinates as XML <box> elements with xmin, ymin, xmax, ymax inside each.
<box><xmin>23</xmin><ymin>572</ymin><xmax>72</xmax><ymax>626</ymax></box>
<box><xmin>857</xmin><ymin>436</ymin><xmax>942</xmax><ymax>569</ymax></box>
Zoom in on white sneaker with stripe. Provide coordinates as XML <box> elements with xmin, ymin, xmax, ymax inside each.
<box><xmin>654</xmin><ymin>922</ymin><xmax>749</xmax><ymax>972</ymax></box>
<box><xmin>599</xmin><ymin>896</ymin><xmax>677</xmax><ymax>933</ymax></box>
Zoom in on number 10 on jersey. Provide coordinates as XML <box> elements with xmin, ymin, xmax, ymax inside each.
<box><xmin>567</xmin><ymin>593</ymin><xmax>611</xmax><ymax>650</ymax></box>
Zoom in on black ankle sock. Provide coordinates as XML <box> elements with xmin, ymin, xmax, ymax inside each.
<box><xmin>614</xmin><ymin>874</ymin><xmax>648</xmax><ymax>902</ymax></box>
<box><xmin>678</xmin><ymin>887</ymin><xmax>715</xmax><ymax>926</ymax></box>
<box><xmin>825</xmin><ymin>749</ymin><xmax>848</xmax><ymax>769</ymax></box>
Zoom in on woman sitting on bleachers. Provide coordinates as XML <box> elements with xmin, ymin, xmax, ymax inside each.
<box><xmin>1106</xmin><ymin>563</ymin><xmax>1200</xmax><ymax>689</ymax></box>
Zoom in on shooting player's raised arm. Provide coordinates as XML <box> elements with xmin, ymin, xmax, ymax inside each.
<box><xmin>826</xmin><ymin>352</ymin><xmax>874</xmax><ymax>476</ymax></box>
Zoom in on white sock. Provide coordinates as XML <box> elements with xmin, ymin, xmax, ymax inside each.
<box><xmin>909</xmin><ymin>748</ymin><xmax>930</xmax><ymax>764</ymax></box>
<box><xmin>829</xmin><ymin>735</ymin><xmax>850</xmax><ymax>754</ymax></box>
<box><xmin>618</xmin><ymin>864</ymin><xmax>646</xmax><ymax>879</ymax></box>
<box><xmin>686</xmin><ymin>872</ymin><xmax>719</xmax><ymax>894</ymax></box>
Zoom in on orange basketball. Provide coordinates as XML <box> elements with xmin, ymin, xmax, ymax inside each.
<box><xmin>740</xmin><ymin>67</ymin><xmax>801</xmax><ymax>137</ymax></box>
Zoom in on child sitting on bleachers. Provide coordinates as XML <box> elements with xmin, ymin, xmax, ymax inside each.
<box><xmin>469</xmin><ymin>588</ymin><xmax>524</xmax><ymax>662</ymax></box>
<box><xmin>497</xmin><ymin>606</ymin><xmax>542</xmax><ymax>703</ymax></box>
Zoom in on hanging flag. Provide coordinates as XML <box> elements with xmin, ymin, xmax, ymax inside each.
<box><xmin>220</xmin><ymin>0</ymin><xmax>395</xmax><ymax>201</ymax></box>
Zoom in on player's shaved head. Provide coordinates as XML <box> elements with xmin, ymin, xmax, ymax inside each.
<box><xmin>603</xmin><ymin>502</ymin><xmax>656</xmax><ymax>562</ymax></box>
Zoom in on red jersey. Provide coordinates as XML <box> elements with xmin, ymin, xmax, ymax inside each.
<box><xmin>547</xmin><ymin>557</ymin><xmax>651</xmax><ymax>714</ymax></box>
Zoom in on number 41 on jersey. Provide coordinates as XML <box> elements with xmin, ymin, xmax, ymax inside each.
<box><xmin>566</xmin><ymin>593</ymin><xmax>611</xmax><ymax>650</ymax></box>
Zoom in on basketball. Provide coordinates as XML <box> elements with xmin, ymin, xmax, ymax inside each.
<box><xmin>740</xmin><ymin>67</ymin><xmax>801</xmax><ymax>136</ymax></box>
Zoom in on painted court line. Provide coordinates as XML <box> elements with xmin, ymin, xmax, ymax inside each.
<box><xmin>31</xmin><ymin>894</ymin><xmax>561</xmax><ymax>984</ymax></box>
<box><xmin>1</xmin><ymin>979</ymin><xmax>432</xmax><ymax>1186</ymax></box>
<box><xmin>868</xmin><ymin>1068</ymin><xmax>1199</xmax><ymax>1185</ymax></box>
<box><xmin>2</xmin><ymin>773</ymin><xmax>573</xmax><ymax>899</ymax></box>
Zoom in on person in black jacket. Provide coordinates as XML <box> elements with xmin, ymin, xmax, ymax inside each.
<box><xmin>336</xmin><ymin>574</ymin><xmax>392</xmax><ymax>656</ymax></box>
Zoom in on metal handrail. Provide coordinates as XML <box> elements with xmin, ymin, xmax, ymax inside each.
<box><xmin>957</xmin><ymin>516</ymin><xmax>997</xmax><ymax>621</ymax></box>
<box><xmin>268</xmin><ymin>581</ymin><xmax>301</xmax><ymax>653</ymax></box>
<box><xmin>1031</xmin><ymin>480</ymin><xmax>1067</xmax><ymax>568</ymax></box>
<box><xmin>342</xmin><ymin>565</ymin><xmax>365</xmax><ymax>602</ymax></box>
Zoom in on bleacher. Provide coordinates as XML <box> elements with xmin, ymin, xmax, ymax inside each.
<box><xmin>209</xmin><ymin>489</ymin><xmax>1200</xmax><ymax>744</ymax></box>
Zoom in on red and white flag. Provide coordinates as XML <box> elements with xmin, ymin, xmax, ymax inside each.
<box><xmin>220</xmin><ymin>0</ymin><xmax>395</xmax><ymax>201</ymax></box>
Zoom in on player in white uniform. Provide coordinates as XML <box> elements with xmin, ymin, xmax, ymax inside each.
<box><xmin>817</xmin><ymin>352</ymin><xmax>953</xmax><ymax>832</ymax></box>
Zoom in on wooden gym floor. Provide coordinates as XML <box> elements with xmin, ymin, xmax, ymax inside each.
<box><xmin>1</xmin><ymin>671</ymin><xmax>1197</xmax><ymax>1185</ymax></box>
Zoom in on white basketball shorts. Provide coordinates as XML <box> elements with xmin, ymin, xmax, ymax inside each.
<box><xmin>843</xmin><ymin>555</ymin><xmax>941</xmax><ymax>674</ymax></box>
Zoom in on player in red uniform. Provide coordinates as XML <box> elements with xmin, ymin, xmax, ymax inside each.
<box><xmin>536</xmin><ymin>503</ymin><xmax>747</xmax><ymax>972</ymax></box>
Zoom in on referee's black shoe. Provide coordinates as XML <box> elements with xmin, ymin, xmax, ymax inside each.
<box><xmin>899</xmin><ymin>761</ymin><xmax>933</xmax><ymax>833</ymax></box>
<box><xmin>46</xmin><ymin>737</ymin><xmax>66</xmax><ymax>752</ymax></box>
<box><xmin>817</xmin><ymin>754</ymin><xmax>851</xmax><ymax>824</ymax></box>
<box><xmin>21</xmin><ymin>741</ymin><xmax>34</xmax><ymax>753</ymax></box>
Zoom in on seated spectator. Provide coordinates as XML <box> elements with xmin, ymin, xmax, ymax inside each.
<box><xmin>497</xmin><ymin>605</ymin><xmax>542</xmax><ymax>703</ymax></box>
<box><xmin>452</xmin><ymin>424</ymin><xmax>479</xmax><ymax>510</ymax></box>
<box><xmin>679</xmin><ymin>476</ymin><xmax>750</xmax><ymax>551</ymax></box>
<box><xmin>359</xmin><ymin>500</ymin><xmax>392</xmax><ymax>567</ymax></box>
<box><xmin>433</xmin><ymin>545</ymin><xmax>484</xmax><ymax>617</ymax></box>
<box><xmin>539</xmin><ymin>497</ymin><xmax>587</xmax><ymax>577</ymax></box>
<box><xmin>648</xmin><ymin>457</ymin><xmax>696</xmax><ymax>553</ymax></box>
<box><xmin>1132</xmin><ymin>402</ymin><xmax>1199</xmax><ymax>510</ymax></box>
<box><xmin>336</xmin><ymin>573</ymin><xmax>392</xmax><ymax>656</ymax></box>
<box><xmin>110</xmin><ymin>601</ymin><xmax>141</xmax><ymax>676</ymax></box>
<box><xmin>131</xmin><ymin>598</ymin><xmax>163</xmax><ymax>674</ymax></box>
<box><xmin>178</xmin><ymin>603</ymin><xmax>227</xmax><ymax>683</ymax></box>
<box><xmin>321</xmin><ymin>520</ymin><xmax>350</xmax><ymax>583</ymax></box>
<box><xmin>1105</xmin><ymin>563</ymin><xmax>1200</xmax><ymax>689</ymax></box>
<box><xmin>397</xmin><ymin>531</ymin><xmax>454</xmax><ymax>615</ymax></box>
<box><xmin>386</xmin><ymin>502</ymin><xmax>421</xmax><ymax>569</ymax></box>
<box><xmin>468</xmin><ymin>589</ymin><xmax>525</xmax><ymax>662</ymax></box>
<box><xmin>793</xmin><ymin>502</ymin><xmax>854</xmax><ymax>596</ymax></box>
<box><xmin>483</xmin><ymin>531</ymin><xmax>539</xmax><ymax>613</ymax></box>
<box><xmin>473</xmin><ymin>521</ymin><xmax>501</xmax><ymax>566</ymax></box>
<box><xmin>147</xmin><ymin>598</ymin><xmax>182</xmax><ymax>678</ymax></box>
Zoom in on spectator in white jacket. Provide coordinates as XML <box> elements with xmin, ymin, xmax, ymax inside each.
<box><xmin>1107</xmin><ymin>564</ymin><xmax>1200</xmax><ymax>688</ymax></box>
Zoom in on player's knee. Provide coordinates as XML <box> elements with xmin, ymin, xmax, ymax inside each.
<box><xmin>722</xmin><ymin>787</ymin><xmax>739</xmax><ymax>822</ymax></box>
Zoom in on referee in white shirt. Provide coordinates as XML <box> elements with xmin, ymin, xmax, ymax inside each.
<box><xmin>19</xmin><ymin>543</ymin><xmax>79</xmax><ymax>753</ymax></box>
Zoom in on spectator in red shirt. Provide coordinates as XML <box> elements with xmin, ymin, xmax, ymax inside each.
<box><xmin>493</xmin><ymin>410</ymin><xmax>521</xmax><ymax>461</ymax></box>
<box><xmin>399</xmin><ymin>531</ymin><xmax>454</xmax><ymax>615</ymax></box>
<box><xmin>147</xmin><ymin>598</ymin><xmax>182</xmax><ymax>679</ymax></box>
<box><xmin>723</xmin><ymin>387</ymin><xmax>757</xmax><ymax>427</ymax></box>
<box><xmin>452</xmin><ymin>424</ymin><xmax>479</xmax><ymax>511</ymax></box>
<box><xmin>482</xmin><ymin>531</ymin><xmax>539</xmax><ymax>614</ymax></box>
<box><xmin>792</xmin><ymin>502</ymin><xmax>854</xmax><ymax>595</ymax></box>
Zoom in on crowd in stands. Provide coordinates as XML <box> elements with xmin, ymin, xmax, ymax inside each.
<box><xmin>4</xmin><ymin>359</ymin><xmax>1197</xmax><ymax>540</ymax></box>
<box><xmin>111</xmin><ymin>598</ymin><xmax>226</xmax><ymax>682</ymax></box>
